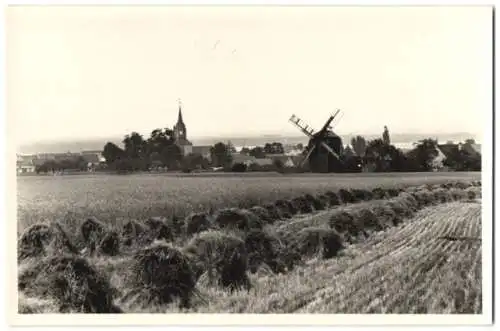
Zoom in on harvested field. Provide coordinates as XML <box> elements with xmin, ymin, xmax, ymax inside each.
<box><xmin>16</xmin><ymin>174</ymin><xmax>483</xmax><ymax>314</ymax></box>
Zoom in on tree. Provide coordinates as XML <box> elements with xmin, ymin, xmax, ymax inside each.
<box><xmin>182</xmin><ymin>153</ymin><xmax>205</xmax><ymax>171</ymax></box>
<box><xmin>210</xmin><ymin>142</ymin><xmax>233</xmax><ymax>168</ymax></box>
<box><xmin>249</xmin><ymin>146</ymin><xmax>266</xmax><ymax>159</ymax></box>
<box><xmin>350</xmin><ymin>136</ymin><xmax>367</xmax><ymax>157</ymax></box>
<box><xmin>383</xmin><ymin>126</ymin><xmax>391</xmax><ymax>145</ymax></box>
<box><xmin>296</xmin><ymin>143</ymin><xmax>304</xmax><ymax>151</ymax></box>
<box><xmin>464</xmin><ymin>138</ymin><xmax>476</xmax><ymax>145</ymax></box>
<box><xmin>123</xmin><ymin>132</ymin><xmax>147</xmax><ymax>159</ymax></box>
<box><xmin>264</xmin><ymin>142</ymin><xmax>284</xmax><ymax>154</ymax></box>
<box><xmin>240</xmin><ymin>147</ymin><xmax>251</xmax><ymax>155</ymax></box>
<box><xmin>103</xmin><ymin>142</ymin><xmax>125</xmax><ymax>165</ymax></box>
<box><xmin>365</xmin><ymin>139</ymin><xmax>414</xmax><ymax>172</ymax></box>
<box><xmin>407</xmin><ymin>139</ymin><xmax>439</xmax><ymax>171</ymax></box>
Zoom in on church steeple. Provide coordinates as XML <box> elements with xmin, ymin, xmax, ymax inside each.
<box><xmin>177</xmin><ymin>100</ymin><xmax>184</xmax><ymax>124</ymax></box>
<box><xmin>174</xmin><ymin>99</ymin><xmax>187</xmax><ymax>141</ymax></box>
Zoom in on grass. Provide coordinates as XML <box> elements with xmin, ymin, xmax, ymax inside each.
<box><xmin>16</xmin><ymin>172</ymin><xmax>482</xmax><ymax>314</ymax></box>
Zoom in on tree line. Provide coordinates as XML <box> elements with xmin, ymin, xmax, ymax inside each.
<box><xmin>34</xmin><ymin>126</ymin><xmax>481</xmax><ymax>174</ymax></box>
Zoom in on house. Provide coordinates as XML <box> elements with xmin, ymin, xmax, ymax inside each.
<box><xmin>16</xmin><ymin>154</ymin><xmax>36</xmax><ymax>174</ymax></box>
<box><xmin>231</xmin><ymin>153</ymin><xmax>258</xmax><ymax>166</ymax></box>
<box><xmin>265</xmin><ymin>154</ymin><xmax>296</xmax><ymax>167</ymax></box>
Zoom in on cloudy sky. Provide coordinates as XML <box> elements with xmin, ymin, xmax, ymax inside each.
<box><xmin>7</xmin><ymin>6</ymin><xmax>492</xmax><ymax>146</ymax></box>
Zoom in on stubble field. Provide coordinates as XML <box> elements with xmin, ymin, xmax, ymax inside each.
<box><xmin>16</xmin><ymin>171</ymin><xmax>483</xmax><ymax>314</ymax></box>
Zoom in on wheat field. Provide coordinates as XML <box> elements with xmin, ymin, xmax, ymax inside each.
<box><xmin>16</xmin><ymin>172</ymin><xmax>483</xmax><ymax>314</ymax></box>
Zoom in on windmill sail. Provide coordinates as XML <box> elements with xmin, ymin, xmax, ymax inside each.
<box><xmin>289</xmin><ymin>114</ymin><xmax>315</xmax><ymax>137</ymax></box>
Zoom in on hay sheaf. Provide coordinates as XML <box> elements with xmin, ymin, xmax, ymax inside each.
<box><xmin>244</xmin><ymin>229</ymin><xmax>285</xmax><ymax>274</ymax></box>
<box><xmin>371</xmin><ymin>204</ymin><xmax>401</xmax><ymax>227</ymax></box>
<box><xmin>249</xmin><ymin>206</ymin><xmax>275</xmax><ymax>224</ymax></box>
<box><xmin>304</xmin><ymin>194</ymin><xmax>326</xmax><ymax>211</ymax></box>
<box><xmin>372</xmin><ymin>187</ymin><xmax>389</xmax><ymax>200</ymax></box>
<box><xmin>329</xmin><ymin>210</ymin><xmax>366</xmax><ymax>243</ymax></box>
<box><xmin>432</xmin><ymin>188</ymin><xmax>454</xmax><ymax>203</ymax></box>
<box><xmin>449</xmin><ymin>188</ymin><xmax>468</xmax><ymax>201</ymax></box>
<box><xmin>185</xmin><ymin>212</ymin><xmax>213</xmax><ymax>236</ymax></box>
<box><xmin>411</xmin><ymin>189</ymin><xmax>435</xmax><ymax>207</ymax></box>
<box><xmin>275</xmin><ymin>199</ymin><xmax>298</xmax><ymax>216</ymax></box>
<box><xmin>80</xmin><ymin>218</ymin><xmax>120</xmax><ymax>256</ymax></box>
<box><xmin>289</xmin><ymin>227</ymin><xmax>345</xmax><ymax>259</ymax></box>
<box><xmin>80</xmin><ymin>217</ymin><xmax>107</xmax><ymax>252</ymax></box>
<box><xmin>183</xmin><ymin>230</ymin><xmax>251</xmax><ymax>292</ymax></box>
<box><xmin>291</xmin><ymin>196</ymin><xmax>314</xmax><ymax>214</ymax></box>
<box><xmin>121</xmin><ymin>220</ymin><xmax>147</xmax><ymax>246</ymax></box>
<box><xmin>350</xmin><ymin>189</ymin><xmax>373</xmax><ymax>202</ymax></box>
<box><xmin>18</xmin><ymin>255</ymin><xmax>121</xmax><ymax>313</ymax></box>
<box><xmin>349</xmin><ymin>207</ymin><xmax>385</xmax><ymax>233</ymax></box>
<box><xmin>98</xmin><ymin>231</ymin><xmax>120</xmax><ymax>256</ymax></box>
<box><xmin>213</xmin><ymin>208</ymin><xmax>264</xmax><ymax>231</ymax></box>
<box><xmin>145</xmin><ymin>217</ymin><xmax>174</xmax><ymax>242</ymax></box>
<box><xmin>317</xmin><ymin>194</ymin><xmax>331</xmax><ymax>209</ymax></box>
<box><xmin>325</xmin><ymin>190</ymin><xmax>341</xmax><ymax>206</ymax></box>
<box><xmin>126</xmin><ymin>242</ymin><xmax>197</xmax><ymax>308</ymax></box>
<box><xmin>18</xmin><ymin>222</ymin><xmax>79</xmax><ymax>261</ymax></box>
<box><xmin>263</xmin><ymin>203</ymin><xmax>283</xmax><ymax>221</ymax></box>
<box><xmin>338</xmin><ymin>188</ymin><xmax>356</xmax><ymax>204</ymax></box>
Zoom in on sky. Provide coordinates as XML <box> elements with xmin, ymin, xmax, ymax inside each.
<box><xmin>6</xmin><ymin>6</ymin><xmax>492</xmax><ymax>147</ymax></box>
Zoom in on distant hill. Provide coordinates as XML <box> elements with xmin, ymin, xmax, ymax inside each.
<box><xmin>16</xmin><ymin>132</ymin><xmax>479</xmax><ymax>155</ymax></box>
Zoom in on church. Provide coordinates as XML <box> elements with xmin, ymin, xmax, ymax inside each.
<box><xmin>173</xmin><ymin>102</ymin><xmax>212</xmax><ymax>161</ymax></box>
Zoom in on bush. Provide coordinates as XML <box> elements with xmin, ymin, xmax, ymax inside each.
<box><xmin>290</xmin><ymin>227</ymin><xmax>345</xmax><ymax>259</ymax></box>
<box><xmin>18</xmin><ymin>255</ymin><xmax>121</xmax><ymax>313</ymax></box>
<box><xmin>184</xmin><ymin>230</ymin><xmax>251</xmax><ymax>291</ymax></box>
<box><xmin>231</xmin><ymin>163</ymin><xmax>247</xmax><ymax>172</ymax></box>
<box><xmin>18</xmin><ymin>222</ymin><xmax>79</xmax><ymax>261</ymax></box>
<box><xmin>213</xmin><ymin>208</ymin><xmax>264</xmax><ymax>231</ymax></box>
<box><xmin>126</xmin><ymin>243</ymin><xmax>196</xmax><ymax>308</ymax></box>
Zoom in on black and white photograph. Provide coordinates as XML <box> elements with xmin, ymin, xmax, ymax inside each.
<box><xmin>4</xmin><ymin>1</ymin><xmax>493</xmax><ymax>326</ymax></box>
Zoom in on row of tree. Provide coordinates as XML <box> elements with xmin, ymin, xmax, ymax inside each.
<box><xmin>346</xmin><ymin>135</ymin><xmax>480</xmax><ymax>172</ymax></box>
<box><xmin>101</xmin><ymin>129</ymin><xmax>237</xmax><ymax>172</ymax></box>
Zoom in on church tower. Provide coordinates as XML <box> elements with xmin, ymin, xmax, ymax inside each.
<box><xmin>173</xmin><ymin>101</ymin><xmax>187</xmax><ymax>141</ymax></box>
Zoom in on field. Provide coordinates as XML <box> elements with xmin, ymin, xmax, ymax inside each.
<box><xmin>16</xmin><ymin>171</ymin><xmax>483</xmax><ymax>314</ymax></box>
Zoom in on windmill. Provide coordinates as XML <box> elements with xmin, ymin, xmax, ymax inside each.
<box><xmin>289</xmin><ymin>110</ymin><xmax>345</xmax><ymax>173</ymax></box>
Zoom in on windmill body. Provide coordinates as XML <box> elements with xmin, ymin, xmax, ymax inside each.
<box><xmin>289</xmin><ymin>110</ymin><xmax>346</xmax><ymax>173</ymax></box>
